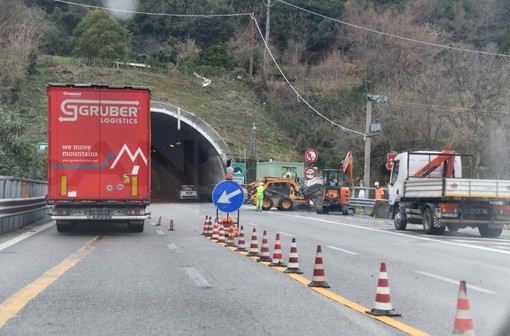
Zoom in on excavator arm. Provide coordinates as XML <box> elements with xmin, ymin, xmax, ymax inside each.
<box><xmin>340</xmin><ymin>151</ymin><xmax>353</xmax><ymax>188</ymax></box>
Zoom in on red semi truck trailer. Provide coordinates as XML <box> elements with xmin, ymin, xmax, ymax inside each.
<box><xmin>47</xmin><ymin>84</ymin><xmax>151</xmax><ymax>233</ymax></box>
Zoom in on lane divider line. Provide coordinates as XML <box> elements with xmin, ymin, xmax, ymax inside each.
<box><xmin>0</xmin><ymin>235</ymin><xmax>106</xmax><ymax>329</ymax></box>
<box><xmin>211</xmin><ymin>237</ymin><xmax>430</xmax><ymax>335</ymax></box>
<box><xmin>327</xmin><ymin>245</ymin><xmax>359</xmax><ymax>255</ymax></box>
<box><xmin>416</xmin><ymin>271</ymin><xmax>496</xmax><ymax>295</ymax></box>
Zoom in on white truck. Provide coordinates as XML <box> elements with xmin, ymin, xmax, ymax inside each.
<box><xmin>388</xmin><ymin>151</ymin><xmax>510</xmax><ymax>237</ymax></box>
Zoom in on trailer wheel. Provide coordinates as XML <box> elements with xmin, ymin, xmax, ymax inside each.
<box><xmin>56</xmin><ymin>220</ymin><xmax>74</xmax><ymax>233</ymax></box>
<box><xmin>262</xmin><ymin>198</ymin><xmax>274</xmax><ymax>211</ymax></box>
<box><xmin>393</xmin><ymin>204</ymin><xmax>407</xmax><ymax>230</ymax></box>
<box><xmin>277</xmin><ymin>198</ymin><xmax>294</xmax><ymax>211</ymax></box>
<box><xmin>478</xmin><ymin>225</ymin><xmax>502</xmax><ymax>238</ymax></box>
<box><xmin>342</xmin><ymin>207</ymin><xmax>349</xmax><ymax>216</ymax></box>
<box><xmin>128</xmin><ymin>221</ymin><xmax>144</xmax><ymax>233</ymax></box>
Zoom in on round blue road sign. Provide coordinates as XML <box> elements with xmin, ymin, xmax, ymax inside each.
<box><xmin>212</xmin><ymin>180</ymin><xmax>245</xmax><ymax>213</ymax></box>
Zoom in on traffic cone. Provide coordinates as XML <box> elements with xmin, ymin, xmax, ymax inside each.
<box><xmin>246</xmin><ymin>228</ymin><xmax>259</xmax><ymax>256</ymax></box>
<box><xmin>269</xmin><ymin>233</ymin><xmax>287</xmax><ymax>267</ymax></box>
<box><xmin>366</xmin><ymin>262</ymin><xmax>401</xmax><ymax>317</ymax></box>
<box><xmin>225</xmin><ymin>226</ymin><xmax>235</xmax><ymax>247</ymax></box>
<box><xmin>206</xmin><ymin>217</ymin><xmax>214</xmax><ymax>237</ymax></box>
<box><xmin>235</xmin><ymin>226</ymin><xmax>247</xmax><ymax>251</ymax></box>
<box><xmin>257</xmin><ymin>231</ymin><xmax>272</xmax><ymax>262</ymax></box>
<box><xmin>168</xmin><ymin>219</ymin><xmax>174</xmax><ymax>231</ymax></box>
<box><xmin>201</xmin><ymin>216</ymin><xmax>209</xmax><ymax>235</ymax></box>
<box><xmin>211</xmin><ymin>219</ymin><xmax>219</xmax><ymax>241</ymax></box>
<box><xmin>155</xmin><ymin>216</ymin><xmax>162</xmax><ymax>226</ymax></box>
<box><xmin>452</xmin><ymin>280</ymin><xmax>474</xmax><ymax>335</ymax></box>
<box><xmin>308</xmin><ymin>245</ymin><xmax>330</xmax><ymax>288</ymax></box>
<box><xmin>217</xmin><ymin>223</ymin><xmax>225</xmax><ymax>243</ymax></box>
<box><xmin>284</xmin><ymin>238</ymin><xmax>303</xmax><ymax>274</ymax></box>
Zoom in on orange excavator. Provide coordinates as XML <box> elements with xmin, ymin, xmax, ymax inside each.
<box><xmin>303</xmin><ymin>151</ymin><xmax>354</xmax><ymax>215</ymax></box>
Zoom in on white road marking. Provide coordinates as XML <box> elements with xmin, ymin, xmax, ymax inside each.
<box><xmin>0</xmin><ymin>222</ymin><xmax>55</xmax><ymax>252</ymax></box>
<box><xmin>155</xmin><ymin>230</ymin><xmax>165</xmax><ymax>235</ymax></box>
<box><xmin>247</xmin><ymin>222</ymin><xmax>259</xmax><ymax>227</ymax></box>
<box><xmin>185</xmin><ymin>267</ymin><xmax>211</xmax><ymax>288</ymax></box>
<box><xmin>167</xmin><ymin>244</ymin><xmax>177</xmax><ymax>250</ymax></box>
<box><xmin>327</xmin><ymin>245</ymin><xmax>359</xmax><ymax>255</ymax></box>
<box><xmin>415</xmin><ymin>271</ymin><xmax>496</xmax><ymax>295</ymax></box>
<box><xmin>278</xmin><ymin>231</ymin><xmax>294</xmax><ymax>237</ymax></box>
<box><xmin>271</xmin><ymin>212</ymin><xmax>510</xmax><ymax>255</ymax></box>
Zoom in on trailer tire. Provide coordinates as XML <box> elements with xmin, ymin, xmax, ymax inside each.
<box><xmin>447</xmin><ymin>224</ymin><xmax>459</xmax><ymax>232</ymax></box>
<box><xmin>277</xmin><ymin>198</ymin><xmax>294</xmax><ymax>211</ymax></box>
<box><xmin>128</xmin><ymin>221</ymin><xmax>144</xmax><ymax>233</ymax></box>
<box><xmin>393</xmin><ymin>204</ymin><xmax>407</xmax><ymax>230</ymax></box>
<box><xmin>262</xmin><ymin>198</ymin><xmax>273</xmax><ymax>211</ymax></box>
<box><xmin>478</xmin><ymin>225</ymin><xmax>502</xmax><ymax>238</ymax></box>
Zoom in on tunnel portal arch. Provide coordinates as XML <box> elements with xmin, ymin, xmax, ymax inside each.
<box><xmin>150</xmin><ymin>101</ymin><xmax>233</xmax><ymax>201</ymax></box>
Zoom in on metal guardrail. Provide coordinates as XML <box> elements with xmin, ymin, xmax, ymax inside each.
<box><xmin>0</xmin><ymin>176</ymin><xmax>48</xmax><ymax>234</ymax></box>
<box><xmin>350</xmin><ymin>198</ymin><xmax>376</xmax><ymax>208</ymax></box>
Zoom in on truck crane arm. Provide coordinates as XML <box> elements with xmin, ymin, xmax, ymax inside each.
<box><xmin>411</xmin><ymin>150</ymin><xmax>456</xmax><ymax>178</ymax></box>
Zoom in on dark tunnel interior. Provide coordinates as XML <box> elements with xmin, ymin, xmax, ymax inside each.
<box><xmin>150</xmin><ymin>110</ymin><xmax>226</xmax><ymax>202</ymax></box>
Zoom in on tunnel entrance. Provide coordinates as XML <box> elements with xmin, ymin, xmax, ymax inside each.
<box><xmin>150</xmin><ymin>102</ymin><xmax>232</xmax><ymax>201</ymax></box>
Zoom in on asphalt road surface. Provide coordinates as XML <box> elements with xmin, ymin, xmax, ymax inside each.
<box><xmin>1</xmin><ymin>202</ymin><xmax>509</xmax><ymax>336</ymax></box>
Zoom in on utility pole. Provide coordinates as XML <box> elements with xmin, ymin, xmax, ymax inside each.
<box><xmin>263</xmin><ymin>0</ymin><xmax>271</xmax><ymax>82</ymax></box>
<box><xmin>363</xmin><ymin>96</ymin><xmax>372</xmax><ymax>198</ymax></box>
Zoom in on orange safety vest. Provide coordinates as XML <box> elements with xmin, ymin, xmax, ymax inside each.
<box><xmin>375</xmin><ymin>187</ymin><xmax>384</xmax><ymax>200</ymax></box>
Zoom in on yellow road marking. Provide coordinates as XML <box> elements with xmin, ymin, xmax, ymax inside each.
<box><xmin>212</xmin><ymin>237</ymin><xmax>430</xmax><ymax>336</ymax></box>
<box><xmin>0</xmin><ymin>236</ymin><xmax>105</xmax><ymax>328</ymax></box>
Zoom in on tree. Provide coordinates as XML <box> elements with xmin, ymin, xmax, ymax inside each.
<box><xmin>0</xmin><ymin>105</ymin><xmax>46</xmax><ymax>180</ymax></box>
<box><xmin>71</xmin><ymin>10</ymin><xmax>130</xmax><ymax>60</ymax></box>
<box><xmin>0</xmin><ymin>0</ymin><xmax>48</xmax><ymax>102</ymax></box>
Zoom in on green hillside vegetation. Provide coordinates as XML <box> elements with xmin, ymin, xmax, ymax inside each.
<box><xmin>17</xmin><ymin>55</ymin><xmax>302</xmax><ymax>161</ymax></box>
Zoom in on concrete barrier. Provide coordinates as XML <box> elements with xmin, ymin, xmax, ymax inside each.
<box><xmin>373</xmin><ymin>200</ymin><xmax>390</xmax><ymax>219</ymax></box>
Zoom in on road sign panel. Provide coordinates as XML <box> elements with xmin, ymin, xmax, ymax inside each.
<box><xmin>305</xmin><ymin>149</ymin><xmax>318</xmax><ymax>164</ymax></box>
<box><xmin>212</xmin><ymin>180</ymin><xmax>245</xmax><ymax>213</ymax></box>
<box><xmin>304</xmin><ymin>167</ymin><xmax>317</xmax><ymax>180</ymax></box>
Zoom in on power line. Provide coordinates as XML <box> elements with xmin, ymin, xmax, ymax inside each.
<box><xmin>275</xmin><ymin>0</ymin><xmax>510</xmax><ymax>58</ymax></box>
<box><xmin>389</xmin><ymin>100</ymin><xmax>510</xmax><ymax>116</ymax></box>
<box><xmin>249</xmin><ymin>14</ymin><xmax>365</xmax><ymax>137</ymax></box>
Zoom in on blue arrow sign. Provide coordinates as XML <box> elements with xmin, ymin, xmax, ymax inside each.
<box><xmin>212</xmin><ymin>180</ymin><xmax>245</xmax><ymax>213</ymax></box>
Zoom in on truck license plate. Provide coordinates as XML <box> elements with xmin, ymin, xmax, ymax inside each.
<box><xmin>88</xmin><ymin>210</ymin><xmax>112</xmax><ymax>220</ymax></box>
<box><xmin>88</xmin><ymin>215</ymin><xmax>112</xmax><ymax>220</ymax></box>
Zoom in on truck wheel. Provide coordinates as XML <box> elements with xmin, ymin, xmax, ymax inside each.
<box><xmin>478</xmin><ymin>225</ymin><xmax>503</xmax><ymax>238</ymax></box>
<box><xmin>262</xmin><ymin>198</ymin><xmax>273</xmax><ymax>211</ymax></box>
<box><xmin>277</xmin><ymin>198</ymin><xmax>294</xmax><ymax>211</ymax></box>
<box><xmin>422</xmin><ymin>208</ymin><xmax>444</xmax><ymax>235</ymax></box>
<box><xmin>393</xmin><ymin>205</ymin><xmax>407</xmax><ymax>230</ymax></box>
<box><xmin>447</xmin><ymin>224</ymin><xmax>459</xmax><ymax>232</ymax></box>
<box><xmin>56</xmin><ymin>220</ymin><xmax>74</xmax><ymax>233</ymax></box>
<box><xmin>422</xmin><ymin>208</ymin><xmax>435</xmax><ymax>234</ymax></box>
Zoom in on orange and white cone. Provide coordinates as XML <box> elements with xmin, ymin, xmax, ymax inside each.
<box><xmin>210</xmin><ymin>219</ymin><xmax>219</xmax><ymax>241</ymax></box>
<box><xmin>284</xmin><ymin>238</ymin><xmax>303</xmax><ymax>274</ymax></box>
<box><xmin>269</xmin><ymin>233</ymin><xmax>287</xmax><ymax>267</ymax></box>
<box><xmin>235</xmin><ymin>226</ymin><xmax>247</xmax><ymax>251</ymax></box>
<box><xmin>452</xmin><ymin>280</ymin><xmax>474</xmax><ymax>335</ymax></box>
<box><xmin>155</xmin><ymin>216</ymin><xmax>162</xmax><ymax>226</ymax></box>
<box><xmin>308</xmin><ymin>245</ymin><xmax>330</xmax><ymax>288</ymax></box>
<box><xmin>201</xmin><ymin>216</ymin><xmax>209</xmax><ymax>236</ymax></box>
<box><xmin>246</xmin><ymin>228</ymin><xmax>259</xmax><ymax>256</ymax></box>
<box><xmin>257</xmin><ymin>231</ymin><xmax>272</xmax><ymax>262</ymax></box>
<box><xmin>225</xmin><ymin>226</ymin><xmax>235</xmax><ymax>247</ymax></box>
<box><xmin>366</xmin><ymin>262</ymin><xmax>401</xmax><ymax>317</ymax></box>
<box><xmin>217</xmin><ymin>223</ymin><xmax>225</xmax><ymax>243</ymax></box>
<box><xmin>206</xmin><ymin>217</ymin><xmax>214</xmax><ymax>236</ymax></box>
